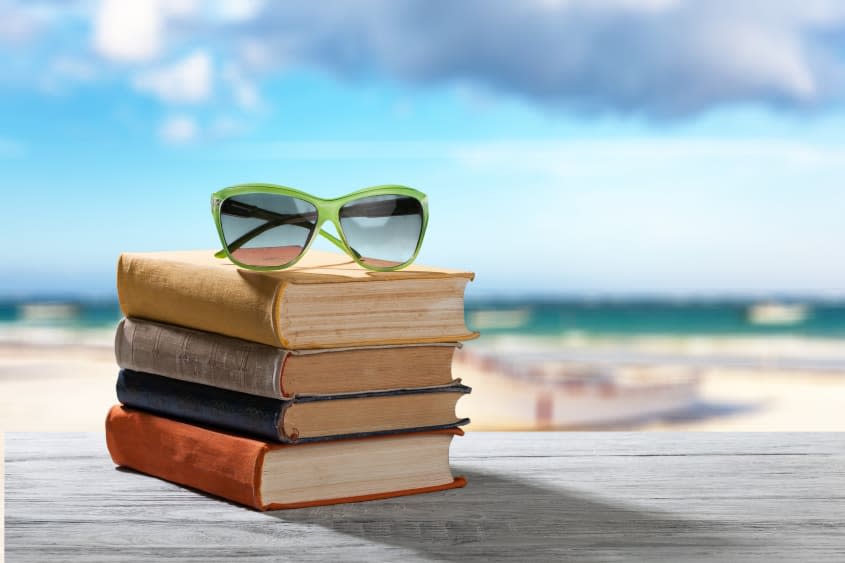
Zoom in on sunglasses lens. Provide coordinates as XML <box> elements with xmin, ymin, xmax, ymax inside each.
<box><xmin>219</xmin><ymin>193</ymin><xmax>317</xmax><ymax>267</ymax></box>
<box><xmin>339</xmin><ymin>195</ymin><xmax>424</xmax><ymax>268</ymax></box>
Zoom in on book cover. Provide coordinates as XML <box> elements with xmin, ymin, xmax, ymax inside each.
<box><xmin>105</xmin><ymin>405</ymin><xmax>466</xmax><ymax>511</ymax></box>
<box><xmin>115</xmin><ymin>317</ymin><xmax>459</xmax><ymax>398</ymax></box>
<box><xmin>117</xmin><ymin>249</ymin><xmax>478</xmax><ymax>349</ymax></box>
<box><xmin>116</xmin><ymin>369</ymin><xmax>471</xmax><ymax>443</ymax></box>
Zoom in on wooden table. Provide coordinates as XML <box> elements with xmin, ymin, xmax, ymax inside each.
<box><xmin>5</xmin><ymin>433</ymin><xmax>845</xmax><ymax>561</ymax></box>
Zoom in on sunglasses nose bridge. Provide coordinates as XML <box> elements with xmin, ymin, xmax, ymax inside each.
<box><xmin>322</xmin><ymin>199</ymin><xmax>344</xmax><ymax>231</ymax></box>
<box><xmin>310</xmin><ymin>202</ymin><xmax>341</xmax><ymax>234</ymax></box>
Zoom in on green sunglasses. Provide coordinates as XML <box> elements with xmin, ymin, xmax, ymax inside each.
<box><xmin>211</xmin><ymin>184</ymin><xmax>429</xmax><ymax>271</ymax></box>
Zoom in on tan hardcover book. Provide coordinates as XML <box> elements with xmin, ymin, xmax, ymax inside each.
<box><xmin>115</xmin><ymin>318</ymin><xmax>459</xmax><ymax>398</ymax></box>
<box><xmin>117</xmin><ymin>249</ymin><xmax>477</xmax><ymax>350</ymax></box>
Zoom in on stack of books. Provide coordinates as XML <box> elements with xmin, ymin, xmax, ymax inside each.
<box><xmin>105</xmin><ymin>249</ymin><xmax>477</xmax><ymax>510</ymax></box>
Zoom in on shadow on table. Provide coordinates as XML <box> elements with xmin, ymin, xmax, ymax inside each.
<box><xmin>269</xmin><ymin>468</ymin><xmax>746</xmax><ymax>561</ymax></box>
<box><xmin>660</xmin><ymin>399</ymin><xmax>762</xmax><ymax>422</ymax></box>
<box><xmin>559</xmin><ymin>399</ymin><xmax>762</xmax><ymax>430</ymax></box>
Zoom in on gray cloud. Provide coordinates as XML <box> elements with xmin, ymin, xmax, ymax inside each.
<box><xmin>226</xmin><ymin>0</ymin><xmax>845</xmax><ymax>116</ymax></box>
<box><xmin>6</xmin><ymin>0</ymin><xmax>845</xmax><ymax>117</ymax></box>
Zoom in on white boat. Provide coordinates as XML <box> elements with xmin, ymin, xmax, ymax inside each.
<box><xmin>747</xmin><ymin>303</ymin><xmax>810</xmax><ymax>326</ymax></box>
<box><xmin>454</xmin><ymin>349</ymin><xmax>700</xmax><ymax>430</ymax></box>
<box><xmin>467</xmin><ymin>308</ymin><xmax>532</xmax><ymax>330</ymax></box>
<box><xmin>18</xmin><ymin>302</ymin><xmax>80</xmax><ymax>322</ymax></box>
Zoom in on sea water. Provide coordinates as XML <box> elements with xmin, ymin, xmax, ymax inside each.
<box><xmin>1</xmin><ymin>298</ymin><xmax>844</xmax><ymax>370</ymax></box>
<box><xmin>2</xmin><ymin>298</ymin><xmax>845</xmax><ymax>337</ymax></box>
<box><xmin>464</xmin><ymin>299</ymin><xmax>845</xmax><ymax>372</ymax></box>
<box><xmin>465</xmin><ymin>299</ymin><xmax>845</xmax><ymax>338</ymax></box>
<box><xmin>0</xmin><ymin>300</ymin><xmax>121</xmax><ymax>347</ymax></box>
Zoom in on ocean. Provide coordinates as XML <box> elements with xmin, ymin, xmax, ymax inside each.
<box><xmin>462</xmin><ymin>299</ymin><xmax>845</xmax><ymax>373</ymax></box>
<box><xmin>465</xmin><ymin>299</ymin><xmax>845</xmax><ymax>338</ymax></box>
<box><xmin>2</xmin><ymin>297</ymin><xmax>845</xmax><ymax>380</ymax></box>
<box><xmin>1</xmin><ymin>298</ymin><xmax>844</xmax><ymax>342</ymax></box>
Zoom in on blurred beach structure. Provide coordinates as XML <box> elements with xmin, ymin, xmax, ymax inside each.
<box><xmin>3</xmin><ymin>296</ymin><xmax>845</xmax><ymax>431</ymax></box>
<box><xmin>458</xmin><ymin>299</ymin><xmax>845</xmax><ymax>430</ymax></box>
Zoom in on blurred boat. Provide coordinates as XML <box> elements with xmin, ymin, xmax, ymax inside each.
<box><xmin>455</xmin><ymin>349</ymin><xmax>699</xmax><ymax>429</ymax></box>
<box><xmin>467</xmin><ymin>308</ymin><xmax>532</xmax><ymax>330</ymax></box>
<box><xmin>17</xmin><ymin>302</ymin><xmax>80</xmax><ymax>322</ymax></box>
<box><xmin>747</xmin><ymin>302</ymin><xmax>809</xmax><ymax>326</ymax></box>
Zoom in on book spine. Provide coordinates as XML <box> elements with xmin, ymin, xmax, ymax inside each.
<box><xmin>115</xmin><ymin>318</ymin><xmax>286</xmax><ymax>399</ymax></box>
<box><xmin>116</xmin><ymin>369</ymin><xmax>285</xmax><ymax>442</ymax></box>
<box><xmin>105</xmin><ymin>405</ymin><xmax>267</xmax><ymax>510</ymax></box>
<box><xmin>116</xmin><ymin>252</ymin><xmax>285</xmax><ymax>347</ymax></box>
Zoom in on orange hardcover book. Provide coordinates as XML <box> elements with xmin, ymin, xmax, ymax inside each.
<box><xmin>105</xmin><ymin>405</ymin><xmax>466</xmax><ymax>511</ymax></box>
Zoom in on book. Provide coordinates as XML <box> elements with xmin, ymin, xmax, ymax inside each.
<box><xmin>116</xmin><ymin>369</ymin><xmax>470</xmax><ymax>443</ymax></box>
<box><xmin>116</xmin><ymin>249</ymin><xmax>478</xmax><ymax>349</ymax></box>
<box><xmin>105</xmin><ymin>405</ymin><xmax>466</xmax><ymax>510</ymax></box>
<box><xmin>115</xmin><ymin>318</ymin><xmax>459</xmax><ymax>398</ymax></box>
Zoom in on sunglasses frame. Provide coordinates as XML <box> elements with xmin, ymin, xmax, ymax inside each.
<box><xmin>211</xmin><ymin>183</ymin><xmax>429</xmax><ymax>272</ymax></box>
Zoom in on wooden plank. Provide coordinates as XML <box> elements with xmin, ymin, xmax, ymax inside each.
<box><xmin>5</xmin><ymin>432</ymin><xmax>845</xmax><ymax>562</ymax></box>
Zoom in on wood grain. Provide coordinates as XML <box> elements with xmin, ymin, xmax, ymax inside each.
<box><xmin>5</xmin><ymin>432</ymin><xmax>845</xmax><ymax>562</ymax></box>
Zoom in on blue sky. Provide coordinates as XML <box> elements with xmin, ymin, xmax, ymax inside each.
<box><xmin>1</xmin><ymin>1</ymin><xmax>845</xmax><ymax>298</ymax></box>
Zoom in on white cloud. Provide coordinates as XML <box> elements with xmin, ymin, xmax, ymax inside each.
<box><xmin>232</xmin><ymin>79</ymin><xmax>259</xmax><ymax>109</ymax></box>
<box><xmin>38</xmin><ymin>56</ymin><xmax>100</xmax><ymax>95</ymax></box>
<box><xmin>133</xmin><ymin>50</ymin><xmax>213</xmax><ymax>103</ymax></box>
<box><xmin>221</xmin><ymin>63</ymin><xmax>261</xmax><ymax>109</ymax></box>
<box><xmin>91</xmin><ymin>0</ymin><xmax>203</xmax><ymax>62</ymax></box>
<box><xmin>214</xmin><ymin>0</ymin><xmax>265</xmax><ymax>22</ymax></box>
<box><xmin>165</xmin><ymin>0</ymin><xmax>200</xmax><ymax>18</ymax></box>
<box><xmin>159</xmin><ymin>114</ymin><xmax>198</xmax><ymax>143</ymax></box>
<box><xmin>237</xmin><ymin>39</ymin><xmax>279</xmax><ymax>71</ymax></box>
<box><xmin>93</xmin><ymin>0</ymin><xmax>163</xmax><ymax>62</ymax></box>
<box><xmin>158</xmin><ymin>114</ymin><xmax>246</xmax><ymax>144</ymax></box>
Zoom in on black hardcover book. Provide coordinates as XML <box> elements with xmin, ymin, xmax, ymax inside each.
<box><xmin>116</xmin><ymin>369</ymin><xmax>470</xmax><ymax>444</ymax></box>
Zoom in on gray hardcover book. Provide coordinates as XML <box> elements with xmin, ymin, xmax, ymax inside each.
<box><xmin>115</xmin><ymin>318</ymin><xmax>458</xmax><ymax>399</ymax></box>
<box><xmin>115</xmin><ymin>318</ymin><xmax>287</xmax><ymax>398</ymax></box>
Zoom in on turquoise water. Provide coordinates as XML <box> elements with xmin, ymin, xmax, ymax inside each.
<box><xmin>0</xmin><ymin>300</ymin><xmax>121</xmax><ymax>330</ymax></box>
<box><xmin>465</xmin><ymin>300</ymin><xmax>845</xmax><ymax>338</ymax></box>
<box><xmin>1</xmin><ymin>299</ymin><xmax>844</xmax><ymax>338</ymax></box>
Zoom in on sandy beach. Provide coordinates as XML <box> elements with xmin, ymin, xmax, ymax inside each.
<box><xmin>2</xmin><ymin>344</ymin><xmax>845</xmax><ymax>432</ymax></box>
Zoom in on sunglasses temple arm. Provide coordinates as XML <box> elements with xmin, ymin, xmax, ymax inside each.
<box><xmin>317</xmin><ymin>229</ymin><xmax>344</xmax><ymax>251</ymax></box>
<box><xmin>319</xmin><ymin>229</ymin><xmax>362</xmax><ymax>258</ymax></box>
